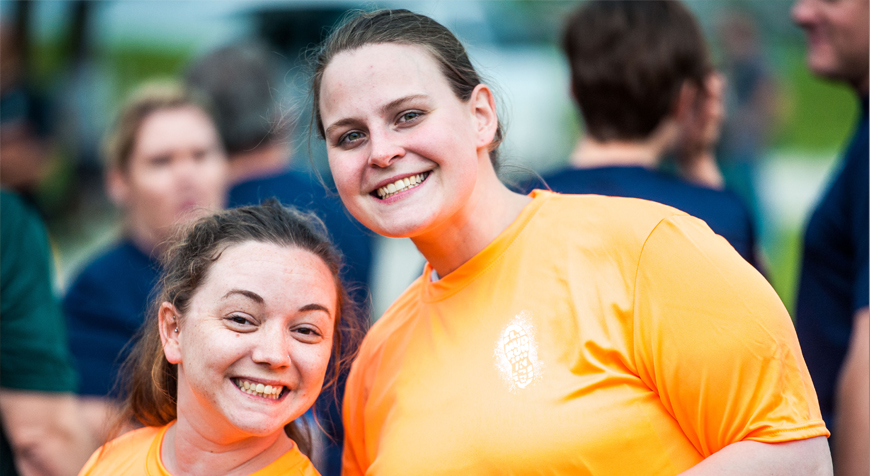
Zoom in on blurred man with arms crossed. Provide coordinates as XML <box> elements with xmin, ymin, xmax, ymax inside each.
<box><xmin>792</xmin><ymin>1</ymin><xmax>869</xmax><ymax>475</ymax></box>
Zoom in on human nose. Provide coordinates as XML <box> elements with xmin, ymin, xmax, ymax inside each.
<box><xmin>251</xmin><ymin>329</ymin><xmax>292</xmax><ymax>368</ymax></box>
<box><xmin>367</xmin><ymin>128</ymin><xmax>405</xmax><ymax>168</ymax></box>
<box><xmin>791</xmin><ymin>0</ymin><xmax>816</xmax><ymax>28</ymax></box>
<box><xmin>173</xmin><ymin>155</ymin><xmax>200</xmax><ymax>186</ymax></box>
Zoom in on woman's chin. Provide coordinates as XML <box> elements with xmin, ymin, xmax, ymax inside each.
<box><xmin>224</xmin><ymin>416</ymin><xmax>291</xmax><ymax>439</ymax></box>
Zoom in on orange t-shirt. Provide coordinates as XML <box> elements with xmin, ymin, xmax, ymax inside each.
<box><xmin>78</xmin><ymin>423</ymin><xmax>319</xmax><ymax>476</ymax></box>
<box><xmin>342</xmin><ymin>190</ymin><xmax>828</xmax><ymax>475</ymax></box>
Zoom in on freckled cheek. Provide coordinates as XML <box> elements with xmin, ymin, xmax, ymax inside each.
<box><xmin>294</xmin><ymin>345</ymin><xmax>333</xmax><ymax>387</ymax></box>
<box><xmin>329</xmin><ymin>155</ymin><xmax>366</xmax><ymax>197</ymax></box>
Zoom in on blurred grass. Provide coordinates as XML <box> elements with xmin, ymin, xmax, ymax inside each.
<box><xmin>766</xmin><ymin>225</ymin><xmax>804</xmax><ymax>317</ymax></box>
<box><xmin>32</xmin><ymin>40</ymin><xmax>191</xmax><ymax>100</ymax></box>
<box><xmin>773</xmin><ymin>45</ymin><xmax>858</xmax><ymax>152</ymax></box>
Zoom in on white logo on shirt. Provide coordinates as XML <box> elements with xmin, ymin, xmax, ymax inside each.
<box><xmin>494</xmin><ymin>311</ymin><xmax>544</xmax><ymax>392</ymax></box>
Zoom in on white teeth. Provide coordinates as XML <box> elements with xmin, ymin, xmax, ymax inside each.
<box><xmin>376</xmin><ymin>172</ymin><xmax>428</xmax><ymax>199</ymax></box>
<box><xmin>234</xmin><ymin>379</ymin><xmax>283</xmax><ymax>400</ymax></box>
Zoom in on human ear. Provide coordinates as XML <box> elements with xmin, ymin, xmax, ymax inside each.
<box><xmin>469</xmin><ymin>84</ymin><xmax>499</xmax><ymax>150</ymax></box>
<box><xmin>106</xmin><ymin>167</ymin><xmax>130</xmax><ymax>209</ymax></box>
<box><xmin>158</xmin><ymin>302</ymin><xmax>182</xmax><ymax>364</ymax></box>
<box><xmin>673</xmin><ymin>80</ymin><xmax>700</xmax><ymax>124</ymax></box>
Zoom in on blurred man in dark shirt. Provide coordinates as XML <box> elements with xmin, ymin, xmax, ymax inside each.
<box><xmin>792</xmin><ymin>1</ymin><xmax>868</xmax><ymax>474</ymax></box>
<box><xmin>543</xmin><ymin>0</ymin><xmax>759</xmax><ymax>268</ymax></box>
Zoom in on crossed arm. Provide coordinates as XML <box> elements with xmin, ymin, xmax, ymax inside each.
<box><xmin>832</xmin><ymin>307</ymin><xmax>869</xmax><ymax>476</ymax></box>
<box><xmin>0</xmin><ymin>390</ymin><xmax>98</xmax><ymax>476</ymax></box>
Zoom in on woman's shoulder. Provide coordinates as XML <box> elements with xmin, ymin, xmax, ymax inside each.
<box><xmin>77</xmin><ymin>425</ymin><xmax>164</xmax><ymax>476</ymax></box>
<box><xmin>530</xmin><ymin>190</ymin><xmax>690</xmax><ymax>247</ymax></box>
<box><xmin>536</xmin><ymin>189</ymin><xmax>687</xmax><ymax>222</ymax></box>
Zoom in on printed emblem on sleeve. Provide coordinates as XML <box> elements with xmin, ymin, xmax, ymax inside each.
<box><xmin>494</xmin><ymin>311</ymin><xmax>544</xmax><ymax>392</ymax></box>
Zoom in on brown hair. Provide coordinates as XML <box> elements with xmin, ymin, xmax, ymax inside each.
<box><xmin>562</xmin><ymin>0</ymin><xmax>712</xmax><ymax>141</ymax></box>
<box><xmin>186</xmin><ymin>42</ymin><xmax>292</xmax><ymax>156</ymax></box>
<box><xmin>115</xmin><ymin>200</ymin><xmax>360</xmax><ymax>457</ymax></box>
<box><xmin>310</xmin><ymin>9</ymin><xmax>504</xmax><ymax>163</ymax></box>
<box><xmin>103</xmin><ymin>81</ymin><xmax>219</xmax><ymax>172</ymax></box>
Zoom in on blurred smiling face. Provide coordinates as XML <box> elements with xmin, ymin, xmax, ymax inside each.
<box><xmin>114</xmin><ymin>106</ymin><xmax>228</xmax><ymax>247</ymax></box>
<box><xmin>162</xmin><ymin>241</ymin><xmax>337</xmax><ymax>439</ymax></box>
<box><xmin>792</xmin><ymin>0</ymin><xmax>869</xmax><ymax>87</ymax></box>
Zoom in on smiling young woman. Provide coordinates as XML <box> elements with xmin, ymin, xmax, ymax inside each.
<box><xmin>76</xmin><ymin>201</ymin><xmax>359</xmax><ymax>476</ymax></box>
<box><xmin>312</xmin><ymin>9</ymin><xmax>832</xmax><ymax>476</ymax></box>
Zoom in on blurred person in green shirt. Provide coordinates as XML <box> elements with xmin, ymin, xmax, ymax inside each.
<box><xmin>0</xmin><ymin>190</ymin><xmax>96</xmax><ymax>476</ymax></box>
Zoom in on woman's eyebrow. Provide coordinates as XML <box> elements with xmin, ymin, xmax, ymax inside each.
<box><xmin>222</xmin><ymin>289</ymin><xmax>264</xmax><ymax>304</ymax></box>
<box><xmin>299</xmin><ymin>303</ymin><xmax>331</xmax><ymax>314</ymax></box>
<box><xmin>379</xmin><ymin>94</ymin><xmax>428</xmax><ymax>115</ymax></box>
<box><xmin>325</xmin><ymin>117</ymin><xmax>361</xmax><ymax>137</ymax></box>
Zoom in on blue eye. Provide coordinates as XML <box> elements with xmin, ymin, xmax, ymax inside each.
<box><xmin>399</xmin><ymin>111</ymin><xmax>422</xmax><ymax>123</ymax></box>
<box><xmin>339</xmin><ymin>131</ymin><xmax>364</xmax><ymax>146</ymax></box>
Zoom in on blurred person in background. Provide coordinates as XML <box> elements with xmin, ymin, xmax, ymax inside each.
<box><xmin>541</xmin><ymin>0</ymin><xmax>759</xmax><ymax>269</ymax></box>
<box><xmin>1</xmin><ymin>190</ymin><xmax>95</xmax><ymax>476</ymax></box>
<box><xmin>715</xmin><ymin>11</ymin><xmax>779</xmax><ymax>242</ymax></box>
<box><xmin>186</xmin><ymin>43</ymin><xmax>373</xmax><ymax>476</ymax></box>
<box><xmin>62</xmin><ymin>82</ymin><xmax>229</xmax><ymax>445</ymax></box>
<box><xmin>792</xmin><ymin>0</ymin><xmax>869</xmax><ymax>474</ymax></box>
<box><xmin>0</xmin><ymin>23</ymin><xmax>54</xmax><ymax>194</ymax></box>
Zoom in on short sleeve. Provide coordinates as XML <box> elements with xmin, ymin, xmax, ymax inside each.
<box><xmin>632</xmin><ymin>215</ymin><xmax>828</xmax><ymax>457</ymax></box>
<box><xmin>0</xmin><ymin>192</ymin><xmax>78</xmax><ymax>392</ymax></box>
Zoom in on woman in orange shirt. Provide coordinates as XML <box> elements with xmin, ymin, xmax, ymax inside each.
<box><xmin>312</xmin><ymin>7</ymin><xmax>832</xmax><ymax>476</ymax></box>
<box><xmin>78</xmin><ymin>201</ymin><xmax>357</xmax><ymax>476</ymax></box>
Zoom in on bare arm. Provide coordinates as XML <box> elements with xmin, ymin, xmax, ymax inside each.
<box><xmin>833</xmin><ymin>307</ymin><xmax>869</xmax><ymax>476</ymax></box>
<box><xmin>0</xmin><ymin>390</ymin><xmax>98</xmax><ymax>476</ymax></box>
<box><xmin>678</xmin><ymin>437</ymin><xmax>832</xmax><ymax>476</ymax></box>
<box><xmin>77</xmin><ymin>396</ymin><xmax>133</xmax><ymax>445</ymax></box>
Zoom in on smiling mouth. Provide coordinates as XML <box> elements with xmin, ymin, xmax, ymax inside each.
<box><xmin>233</xmin><ymin>378</ymin><xmax>286</xmax><ymax>400</ymax></box>
<box><xmin>374</xmin><ymin>172</ymin><xmax>430</xmax><ymax>200</ymax></box>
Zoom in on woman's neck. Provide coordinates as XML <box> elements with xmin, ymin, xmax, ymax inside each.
<box><xmin>412</xmin><ymin>158</ymin><xmax>531</xmax><ymax>278</ymax></box>
<box><xmin>162</xmin><ymin>416</ymin><xmax>294</xmax><ymax>476</ymax></box>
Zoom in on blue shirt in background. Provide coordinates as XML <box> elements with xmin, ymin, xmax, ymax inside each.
<box><xmin>63</xmin><ymin>240</ymin><xmax>161</xmax><ymax>397</ymax></box>
<box><xmin>796</xmin><ymin>98</ymin><xmax>869</xmax><ymax>431</ymax></box>
<box><xmin>536</xmin><ymin>166</ymin><xmax>759</xmax><ymax>268</ymax></box>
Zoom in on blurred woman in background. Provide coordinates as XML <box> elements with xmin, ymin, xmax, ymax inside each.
<box><xmin>63</xmin><ymin>82</ymin><xmax>228</xmax><ymax>443</ymax></box>
<box><xmin>78</xmin><ymin>201</ymin><xmax>355</xmax><ymax>475</ymax></box>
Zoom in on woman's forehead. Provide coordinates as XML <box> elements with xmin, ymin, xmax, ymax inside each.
<box><xmin>200</xmin><ymin>243</ymin><xmax>337</xmax><ymax>302</ymax></box>
<box><xmin>320</xmin><ymin>43</ymin><xmax>447</xmax><ymax>115</ymax></box>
